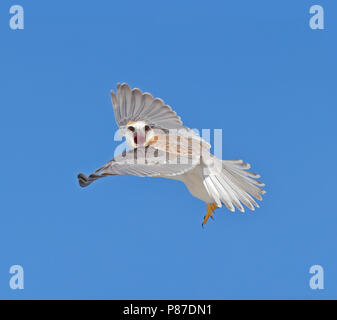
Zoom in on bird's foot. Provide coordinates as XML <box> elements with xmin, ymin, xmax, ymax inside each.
<box><xmin>202</xmin><ymin>203</ymin><xmax>219</xmax><ymax>227</ymax></box>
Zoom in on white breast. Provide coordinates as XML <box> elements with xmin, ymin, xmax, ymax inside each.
<box><xmin>164</xmin><ymin>164</ymin><xmax>213</xmax><ymax>203</ymax></box>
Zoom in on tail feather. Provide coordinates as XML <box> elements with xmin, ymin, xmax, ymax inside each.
<box><xmin>203</xmin><ymin>158</ymin><xmax>265</xmax><ymax>212</ymax></box>
<box><xmin>213</xmin><ymin>174</ymin><xmax>244</xmax><ymax>212</ymax></box>
<box><xmin>211</xmin><ymin>175</ymin><xmax>237</xmax><ymax>211</ymax></box>
<box><xmin>217</xmin><ymin>173</ymin><xmax>254</xmax><ymax>211</ymax></box>
<box><xmin>227</xmin><ymin>166</ymin><xmax>265</xmax><ymax>187</ymax></box>
<box><xmin>203</xmin><ymin>176</ymin><xmax>222</xmax><ymax>208</ymax></box>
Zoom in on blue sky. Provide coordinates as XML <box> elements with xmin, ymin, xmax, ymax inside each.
<box><xmin>1</xmin><ymin>0</ymin><xmax>336</xmax><ymax>299</ymax></box>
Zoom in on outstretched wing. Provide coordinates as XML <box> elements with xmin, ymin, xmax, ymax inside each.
<box><xmin>78</xmin><ymin>146</ymin><xmax>198</xmax><ymax>187</ymax></box>
<box><xmin>110</xmin><ymin>83</ymin><xmax>186</xmax><ymax>130</ymax></box>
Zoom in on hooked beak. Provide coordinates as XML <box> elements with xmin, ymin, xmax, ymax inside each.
<box><xmin>133</xmin><ymin>132</ymin><xmax>146</xmax><ymax>146</ymax></box>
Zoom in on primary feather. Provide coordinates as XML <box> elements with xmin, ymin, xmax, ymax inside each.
<box><xmin>111</xmin><ymin>83</ymin><xmax>185</xmax><ymax>130</ymax></box>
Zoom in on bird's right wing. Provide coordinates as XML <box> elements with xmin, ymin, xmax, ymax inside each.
<box><xmin>78</xmin><ymin>146</ymin><xmax>198</xmax><ymax>187</ymax></box>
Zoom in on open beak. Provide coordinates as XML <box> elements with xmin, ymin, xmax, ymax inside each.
<box><xmin>133</xmin><ymin>133</ymin><xmax>146</xmax><ymax>146</ymax></box>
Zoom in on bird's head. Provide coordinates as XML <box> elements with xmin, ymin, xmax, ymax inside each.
<box><xmin>123</xmin><ymin>121</ymin><xmax>155</xmax><ymax>148</ymax></box>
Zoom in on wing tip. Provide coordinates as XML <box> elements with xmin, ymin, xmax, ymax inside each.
<box><xmin>110</xmin><ymin>89</ymin><xmax>117</xmax><ymax>107</ymax></box>
<box><xmin>77</xmin><ymin>173</ymin><xmax>91</xmax><ymax>187</ymax></box>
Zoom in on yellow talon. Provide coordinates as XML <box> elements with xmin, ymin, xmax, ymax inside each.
<box><xmin>202</xmin><ymin>203</ymin><xmax>219</xmax><ymax>227</ymax></box>
<box><xmin>210</xmin><ymin>203</ymin><xmax>218</xmax><ymax>211</ymax></box>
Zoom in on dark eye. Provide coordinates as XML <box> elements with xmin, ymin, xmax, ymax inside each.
<box><xmin>128</xmin><ymin>126</ymin><xmax>135</xmax><ymax>132</ymax></box>
<box><xmin>145</xmin><ymin>125</ymin><xmax>151</xmax><ymax>132</ymax></box>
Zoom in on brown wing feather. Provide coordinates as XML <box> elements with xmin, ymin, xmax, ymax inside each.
<box><xmin>147</xmin><ymin>132</ymin><xmax>210</xmax><ymax>158</ymax></box>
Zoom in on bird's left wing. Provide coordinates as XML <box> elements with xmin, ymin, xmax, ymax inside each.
<box><xmin>78</xmin><ymin>146</ymin><xmax>198</xmax><ymax>187</ymax></box>
<box><xmin>110</xmin><ymin>83</ymin><xmax>186</xmax><ymax>130</ymax></box>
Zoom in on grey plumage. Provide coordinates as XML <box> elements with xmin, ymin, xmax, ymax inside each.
<box><xmin>78</xmin><ymin>146</ymin><xmax>197</xmax><ymax>187</ymax></box>
<box><xmin>111</xmin><ymin>83</ymin><xmax>185</xmax><ymax>130</ymax></box>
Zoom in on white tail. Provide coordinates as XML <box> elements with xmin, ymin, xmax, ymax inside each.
<box><xmin>202</xmin><ymin>158</ymin><xmax>265</xmax><ymax>212</ymax></box>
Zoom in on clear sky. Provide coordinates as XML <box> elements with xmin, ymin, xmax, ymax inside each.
<box><xmin>1</xmin><ymin>0</ymin><xmax>336</xmax><ymax>299</ymax></box>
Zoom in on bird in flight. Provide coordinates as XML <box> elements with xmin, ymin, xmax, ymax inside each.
<box><xmin>78</xmin><ymin>83</ymin><xmax>265</xmax><ymax>226</ymax></box>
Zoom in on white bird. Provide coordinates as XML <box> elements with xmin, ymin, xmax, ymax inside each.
<box><xmin>78</xmin><ymin>83</ymin><xmax>265</xmax><ymax>226</ymax></box>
